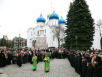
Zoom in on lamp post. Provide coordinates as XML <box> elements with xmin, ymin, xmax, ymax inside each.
<box><xmin>71</xmin><ymin>38</ymin><xmax>72</xmax><ymax>49</ymax></box>
<box><xmin>18</xmin><ymin>37</ymin><xmax>20</xmax><ymax>49</ymax></box>
<box><xmin>0</xmin><ymin>25</ymin><xmax>1</xmax><ymax>47</ymax></box>
<box><xmin>76</xmin><ymin>36</ymin><xmax>77</xmax><ymax>50</ymax></box>
<box><xmin>17</xmin><ymin>39</ymin><xmax>19</xmax><ymax>49</ymax></box>
<box><xmin>19</xmin><ymin>37</ymin><xmax>21</xmax><ymax>49</ymax></box>
<box><xmin>3</xmin><ymin>35</ymin><xmax>4</xmax><ymax>49</ymax></box>
<box><xmin>5</xmin><ymin>35</ymin><xmax>7</xmax><ymax>48</ymax></box>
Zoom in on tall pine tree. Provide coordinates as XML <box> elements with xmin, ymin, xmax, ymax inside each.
<box><xmin>65</xmin><ymin>0</ymin><xmax>94</xmax><ymax>50</ymax></box>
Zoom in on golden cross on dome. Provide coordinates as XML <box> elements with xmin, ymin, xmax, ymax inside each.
<box><xmin>19</xmin><ymin>31</ymin><xmax>21</xmax><ymax>37</ymax></box>
<box><xmin>41</xmin><ymin>8</ymin><xmax>42</xmax><ymax>14</ymax></box>
<box><xmin>61</xmin><ymin>11</ymin><xmax>62</xmax><ymax>16</ymax></box>
<box><xmin>51</xmin><ymin>2</ymin><xmax>54</xmax><ymax>11</ymax></box>
<box><xmin>5</xmin><ymin>34</ymin><xmax>7</xmax><ymax>37</ymax></box>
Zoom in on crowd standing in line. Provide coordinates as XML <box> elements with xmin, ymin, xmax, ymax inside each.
<box><xmin>0</xmin><ymin>48</ymin><xmax>102</xmax><ymax>77</ymax></box>
<box><xmin>0</xmin><ymin>48</ymin><xmax>66</xmax><ymax>70</ymax></box>
<box><xmin>67</xmin><ymin>50</ymin><xmax>102</xmax><ymax>77</ymax></box>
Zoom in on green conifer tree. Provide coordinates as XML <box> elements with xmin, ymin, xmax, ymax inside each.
<box><xmin>65</xmin><ymin>0</ymin><xmax>94</xmax><ymax>50</ymax></box>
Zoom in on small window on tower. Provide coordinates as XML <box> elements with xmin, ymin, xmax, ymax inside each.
<box><xmin>40</xmin><ymin>30</ymin><xmax>44</xmax><ymax>35</ymax></box>
<box><xmin>38</xmin><ymin>31</ymin><xmax>39</xmax><ymax>35</ymax></box>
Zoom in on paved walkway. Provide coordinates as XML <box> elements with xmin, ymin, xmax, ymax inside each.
<box><xmin>0</xmin><ymin>59</ymin><xmax>80</xmax><ymax>77</ymax></box>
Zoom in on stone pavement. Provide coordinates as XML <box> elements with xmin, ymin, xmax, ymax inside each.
<box><xmin>0</xmin><ymin>59</ymin><xmax>80</xmax><ymax>77</ymax></box>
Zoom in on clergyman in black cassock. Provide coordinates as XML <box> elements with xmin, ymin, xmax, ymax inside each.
<box><xmin>17</xmin><ymin>53</ymin><xmax>22</xmax><ymax>67</ymax></box>
<box><xmin>0</xmin><ymin>50</ymin><xmax>6</xmax><ymax>67</ymax></box>
<box><xmin>7</xmin><ymin>52</ymin><xmax>12</xmax><ymax>65</ymax></box>
<box><xmin>81</xmin><ymin>56</ymin><xmax>87</xmax><ymax>77</ymax></box>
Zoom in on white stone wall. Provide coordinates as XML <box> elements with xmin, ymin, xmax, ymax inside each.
<box><xmin>27</xmin><ymin>28</ymin><xmax>33</xmax><ymax>48</ymax></box>
<box><xmin>49</xmin><ymin>19</ymin><xmax>59</xmax><ymax>26</ymax></box>
<box><xmin>27</xmin><ymin>23</ymin><xmax>101</xmax><ymax>50</ymax></box>
<box><xmin>27</xmin><ymin>10</ymin><xmax>102</xmax><ymax>50</ymax></box>
<box><xmin>91</xmin><ymin>25</ymin><xmax>101</xmax><ymax>50</ymax></box>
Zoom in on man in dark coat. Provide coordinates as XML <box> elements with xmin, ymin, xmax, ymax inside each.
<box><xmin>26</xmin><ymin>51</ymin><xmax>29</xmax><ymax>63</ymax></box>
<box><xmin>29</xmin><ymin>51</ymin><xmax>33</xmax><ymax>64</ymax></box>
<box><xmin>7</xmin><ymin>51</ymin><xmax>12</xmax><ymax>65</ymax></box>
<box><xmin>22</xmin><ymin>52</ymin><xmax>26</xmax><ymax>64</ymax></box>
<box><xmin>0</xmin><ymin>51</ymin><xmax>2</xmax><ymax>67</ymax></box>
<box><xmin>81</xmin><ymin>55</ymin><xmax>87</xmax><ymax>77</ymax></box>
<box><xmin>38</xmin><ymin>51</ymin><xmax>42</xmax><ymax>62</ymax></box>
<box><xmin>92</xmin><ymin>56</ymin><xmax>102</xmax><ymax>77</ymax></box>
<box><xmin>75</xmin><ymin>53</ymin><xmax>82</xmax><ymax>74</ymax></box>
<box><xmin>85</xmin><ymin>56</ymin><xmax>102</xmax><ymax>77</ymax></box>
<box><xmin>85</xmin><ymin>57</ymin><xmax>93</xmax><ymax>77</ymax></box>
<box><xmin>69</xmin><ymin>51</ymin><xmax>74</xmax><ymax>67</ymax></box>
<box><xmin>0</xmin><ymin>50</ymin><xmax>6</xmax><ymax>67</ymax></box>
<box><xmin>12</xmin><ymin>51</ymin><xmax>17</xmax><ymax>64</ymax></box>
<box><xmin>17</xmin><ymin>53</ymin><xmax>22</xmax><ymax>67</ymax></box>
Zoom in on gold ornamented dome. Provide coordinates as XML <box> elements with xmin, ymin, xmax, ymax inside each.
<box><xmin>41</xmin><ymin>24</ymin><xmax>43</xmax><ymax>27</ymax></box>
<box><xmin>19</xmin><ymin>33</ymin><xmax>21</xmax><ymax>37</ymax></box>
<box><xmin>47</xmin><ymin>12</ymin><xmax>52</xmax><ymax>18</ymax></box>
<box><xmin>5</xmin><ymin>34</ymin><xmax>7</xmax><ymax>37</ymax></box>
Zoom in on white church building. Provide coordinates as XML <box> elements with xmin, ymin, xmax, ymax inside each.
<box><xmin>27</xmin><ymin>10</ymin><xmax>101</xmax><ymax>50</ymax></box>
<box><xmin>27</xmin><ymin>10</ymin><xmax>66</xmax><ymax>49</ymax></box>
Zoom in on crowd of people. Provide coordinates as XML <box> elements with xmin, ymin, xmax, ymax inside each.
<box><xmin>0</xmin><ymin>48</ymin><xmax>66</xmax><ymax>68</ymax></box>
<box><xmin>0</xmin><ymin>48</ymin><xmax>102</xmax><ymax>77</ymax></box>
<box><xmin>67</xmin><ymin>50</ymin><xmax>102</xmax><ymax>77</ymax></box>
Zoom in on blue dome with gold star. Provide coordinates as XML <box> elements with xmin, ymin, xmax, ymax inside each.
<box><xmin>49</xmin><ymin>11</ymin><xmax>59</xmax><ymax>19</ymax></box>
<box><xmin>59</xmin><ymin>16</ymin><xmax>66</xmax><ymax>24</ymax></box>
<box><xmin>37</xmin><ymin>14</ymin><xmax>46</xmax><ymax>23</ymax></box>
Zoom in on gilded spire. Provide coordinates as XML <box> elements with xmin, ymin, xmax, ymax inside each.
<box><xmin>19</xmin><ymin>32</ymin><xmax>21</xmax><ymax>37</ymax></box>
<box><xmin>47</xmin><ymin>2</ymin><xmax>53</xmax><ymax>18</ymax></box>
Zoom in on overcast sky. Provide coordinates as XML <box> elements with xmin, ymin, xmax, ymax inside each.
<box><xmin>0</xmin><ymin>0</ymin><xmax>102</xmax><ymax>39</ymax></box>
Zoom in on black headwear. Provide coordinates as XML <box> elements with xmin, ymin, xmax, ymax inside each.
<box><xmin>83</xmin><ymin>55</ymin><xmax>87</xmax><ymax>59</ymax></box>
<box><xmin>87</xmin><ymin>57</ymin><xmax>91</xmax><ymax>63</ymax></box>
<box><xmin>94</xmin><ymin>56</ymin><xmax>102</xmax><ymax>66</ymax></box>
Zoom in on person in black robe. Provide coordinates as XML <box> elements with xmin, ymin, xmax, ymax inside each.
<box><xmin>17</xmin><ymin>53</ymin><xmax>22</xmax><ymax>67</ymax></box>
<box><xmin>0</xmin><ymin>50</ymin><xmax>6</xmax><ymax>67</ymax></box>
<box><xmin>63</xmin><ymin>49</ymin><xmax>66</xmax><ymax>59</ymax></box>
<box><xmin>69</xmin><ymin>51</ymin><xmax>74</xmax><ymax>67</ymax></box>
<box><xmin>55</xmin><ymin>49</ymin><xmax>59</xmax><ymax>58</ymax></box>
<box><xmin>26</xmin><ymin>51</ymin><xmax>29</xmax><ymax>63</ymax></box>
<box><xmin>75</xmin><ymin>53</ymin><xmax>82</xmax><ymax>75</ymax></box>
<box><xmin>12</xmin><ymin>51</ymin><xmax>17</xmax><ymax>64</ymax></box>
<box><xmin>36</xmin><ymin>51</ymin><xmax>39</xmax><ymax>63</ymax></box>
<box><xmin>52</xmin><ymin>50</ymin><xmax>55</xmax><ymax>59</ymax></box>
<box><xmin>7</xmin><ymin>51</ymin><xmax>12</xmax><ymax>65</ymax></box>
<box><xmin>73</xmin><ymin>53</ymin><xmax>77</xmax><ymax>69</ymax></box>
<box><xmin>92</xmin><ymin>56</ymin><xmax>102</xmax><ymax>77</ymax></box>
<box><xmin>85</xmin><ymin>57</ymin><xmax>93</xmax><ymax>77</ymax></box>
<box><xmin>38</xmin><ymin>51</ymin><xmax>42</xmax><ymax>62</ymax></box>
<box><xmin>29</xmin><ymin>51</ymin><xmax>33</xmax><ymax>64</ymax></box>
<box><xmin>67</xmin><ymin>51</ymin><xmax>70</xmax><ymax>60</ymax></box>
<box><xmin>0</xmin><ymin>51</ymin><xmax>2</xmax><ymax>67</ymax></box>
<box><xmin>80</xmin><ymin>55</ymin><xmax>87</xmax><ymax>77</ymax></box>
<box><xmin>22</xmin><ymin>52</ymin><xmax>26</xmax><ymax>64</ymax></box>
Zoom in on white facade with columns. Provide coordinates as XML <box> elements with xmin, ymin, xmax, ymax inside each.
<box><xmin>27</xmin><ymin>11</ymin><xmax>66</xmax><ymax>49</ymax></box>
<box><xmin>27</xmin><ymin>10</ymin><xmax>101</xmax><ymax>50</ymax></box>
